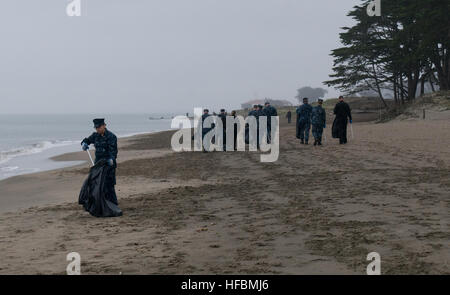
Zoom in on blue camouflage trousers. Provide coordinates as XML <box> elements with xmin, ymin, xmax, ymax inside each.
<box><xmin>298</xmin><ymin>122</ymin><xmax>311</xmax><ymax>141</ymax></box>
<box><xmin>312</xmin><ymin>124</ymin><xmax>324</xmax><ymax>140</ymax></box>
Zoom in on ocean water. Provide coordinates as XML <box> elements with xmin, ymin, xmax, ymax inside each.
<box><xmin>0</xmin><ymin>114</ymin><xmax>173</xmax><ymax>180</ymax></box>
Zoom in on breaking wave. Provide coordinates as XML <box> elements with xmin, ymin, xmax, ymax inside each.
<box><xmin>0</xmin><ymin>140</ymin><xmax>76</xmax><ymax>165</ymax></box>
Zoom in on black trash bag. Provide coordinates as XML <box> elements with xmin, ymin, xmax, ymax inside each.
<box><xmin>79</xmin><ymin>159</ymin><xmax>122</xmax><ymax>217</ymax></box>
<box><xmin>332</xmin><ymin>118</ymin><xmax>339</xmax><ymax>138</ymax></box>
<box><xmin>296</xmin><ymin>120</ymin><xmax>301</xmax><ymax>139</ymax></box>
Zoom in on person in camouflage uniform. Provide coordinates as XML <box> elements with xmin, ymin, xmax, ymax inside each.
<box><xmin>311</xmin><ymin>99</ymin><xmax>327</xmax><ymax>146</ymax></box>
<box><xmin>257</xmin><ymin>104</ymin><xmax>264</xmax><ymax>117</ymax></box>
<box><xmin>263</xmin><ymin>102</ymin><xmax>278</xmax><ymax>143</ymax></box>
<box><xmin>218</xmin><ymin>109</ymin><xmax>227</xmax><ymax>150</ymax></box>
<box><xmin>296</xmin><ymin>97</ymin><xmax>313</xmax><ymax>144</ymax></box>
<box><xmin>245</xmin><ymin>105</ymin><xmax>260</xmax><ymax>148</ymax></box>
<box><xmin>81</xmin><ymin>118</ymin><xmax>119</xmax><ymax>205</ymax></box>
<box><xmin>286</xmin><ymin>110</ymin><xmax>292</xmax><ymax>124</ymax></box>
<box><xmin>197</xmin><ymin>109</ymin><xmax>215</xmax><ymax>152</ymax></box>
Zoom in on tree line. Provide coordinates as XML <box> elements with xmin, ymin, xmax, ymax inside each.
<box><xmin>324</xmin><ymin>0</ymin><xmax>450</xmax><ymax>108</ymax></box>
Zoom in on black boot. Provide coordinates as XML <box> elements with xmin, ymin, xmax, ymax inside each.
<box><xmin>300</xmin><ymin>139</ymin><xmax>304</xmax><ymax>144</ymax></box>
<box><xmin>313</xmin><ymin>139</ymin><xmax>317</xmax><ymax>146</ymax></box>
<box><xmin>318</xmin><ymin>138</ymin><xmax>322</xmax><ymax>146</ymax></box>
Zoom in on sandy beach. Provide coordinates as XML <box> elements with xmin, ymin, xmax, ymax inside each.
<box><xmin>0</xmin><ymin>115</ymin><xmax>449</xmax><ymax>274</ymax></box>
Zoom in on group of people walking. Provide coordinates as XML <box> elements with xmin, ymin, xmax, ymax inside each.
<box><xmin>198</xmin><ymin>97</ymin><xmax>353</xmax><ymax>150</ymax></box>
<box><xmin>247</xmin><ymin>102</ymin><xmax>278</xmax><ymax>145</ymax></box>
<box><xmin>198</xmin><ymin>108</ymin><xmax>237</xmax><ymax>151</ymax></box>
<box><xmin>295</xmin><ymin>95</ymin><xmax>352</xmax><ymax>145</ymax></box>
<box><xmin>199</xmin><ymin>102</ymin><xmax>279</xmax><ymax>151</ymax></box>
<box><xmin>78</xmin><ymin>97</ymin><xmax>352</xmax><ymax>217</ymax></box>
<box><xmin>296</xmin><ymin>97</ymin><xmax>326</xmax><ymax>146</ymax></box>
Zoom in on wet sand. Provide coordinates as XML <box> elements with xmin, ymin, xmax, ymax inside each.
<box><xmin>0</xmin><ymin>117</ymin><xmax>449</xmax><ymax>274</ymax></box>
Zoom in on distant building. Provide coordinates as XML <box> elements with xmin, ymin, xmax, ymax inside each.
<box><xmin>241</xmin><ymin>98</ymin><xmax>293</xmax><ymax>109</ymax></box>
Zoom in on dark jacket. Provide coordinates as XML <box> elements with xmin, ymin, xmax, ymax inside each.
<box><xmin>248</xmin><ymin>109</ymin><xmax>259</xmax><ymax>120</ymax></box>
<box><xmin>311</xmin><ymin>106</ymin><xmax>326</xmax><ymax>126</ymax></box>
<box><xmin>82</xmin><ymin>129</ymin><xmax>118</xmax><ymax>163</ymax></box>
<box><xmin>333</xmin><ymin>101</ymin><xmax>352</xmax><ymax>121</ymax></box>
<box><xmin>246</xmin><ymin>110</ymin><xmax>259</xmax><ymax>145</ymax></box>
<box><xmin>263</xmin><ymin>105</ymin><xmax>278</xmax><ymax>117</ymax></box>
<box><xmin>218</xmin><ymin>113</ymin><xmax>227</xmax><ymax>131</ymax></box>
<box><xmin>263</xmin><ymin>106</ymin><xmax>278</xmax><ymax>129</ymax></box>
<box><xmin>296</xmin><ymin>104</ymin><xmax>313</xmax><ymax>126</ymax></box>
<box><xmin>332</xmin><ymin>101</ymin><xmax>352</xmax><ymax>139</ymax></box>
<box><xmin>198</xmin><ymin>113</ymin><xmax>216</xmax><ymax>137</ymax></box>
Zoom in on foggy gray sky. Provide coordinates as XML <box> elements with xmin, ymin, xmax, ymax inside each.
<box><xmin>0</xmin><ymin>0</ymin><xmax>360</xmax><ymax>114</ymax></box>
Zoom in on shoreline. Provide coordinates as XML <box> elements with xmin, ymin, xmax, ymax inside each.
<box><xmin>0</xmin><ymin>128</ymin><xmax>173</xmax><ymax>182</ymax></box>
